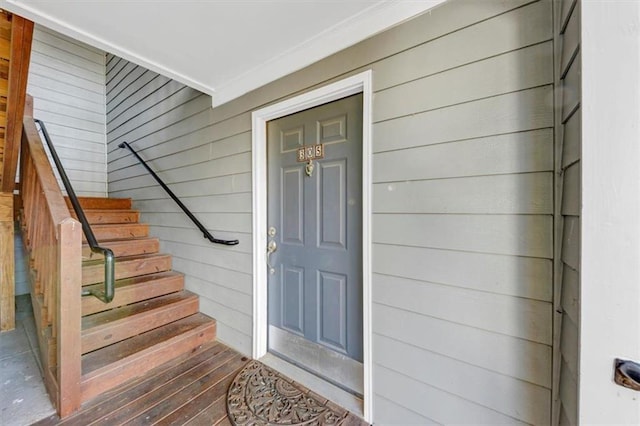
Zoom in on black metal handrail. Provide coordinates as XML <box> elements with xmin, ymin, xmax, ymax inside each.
<box><xmin>119</xmin><ymin>141</ymin><xmax>239</xmax><ymax>246</ymax></box>
<box><xmin>35</xmin><ymin>119</ymin><xmax>115</xmax><ymax>303</ymax></box>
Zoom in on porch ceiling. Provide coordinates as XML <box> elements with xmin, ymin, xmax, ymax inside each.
<box><xmin>0</xmin><ymin>0</ymin><xmax>445</xmax><ymax>106</ymax></box>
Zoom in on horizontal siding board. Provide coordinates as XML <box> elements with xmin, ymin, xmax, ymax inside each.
<box><xmin>184</xmin><ymin>276</ymin><xmax>251</xmax><ymax>316</ymax></box>
<box><xmin>28</xmin><ymin>73</ymin><xmax>105</xmax><ymax>104</ymax></box>
<box><xmin>106</xmin><ymin>61</ymin><xmax>139</xmax><ymax>94</ymax></box>
<box><xmin>107</xmin><ymin>109</ymin><xmax>219</xmax><ymax>167</ymax></box>
<box><xmin>30</xmin><ymin>51</ymin><xmax>104</xmax><ymax>85</ymax></box>
<box><xmin>27</xmin><ymin>84</ymin><xmax>104</xmax><ymax>114</ymax></box>
<box><xmin>107</xmin><ymin>91</ymin><xmax>210</xmax><ymax>144</ymax></box>
<box><xmin>375</xmin><ymin>365</ymin><xmax>528</xmax><ymax>425</ymax></box>
<box><xmin>213</xmin><ymin>321</ymin><xmax>251</xmax><ymax>357</ymax></box>
<box><xmin>43</xmin><ymin>122</ymin><xmax>104</xmax><ymax>144</ymax></box>
<box><xmin>372</xmin><ymin>0</ymin><xmax>552</xmax><ymax>92</ymax></box>
<box><xmin>198</xmin><ymin>296</ymin><xmax>251</xmax><ymax>336</ymax></box>
<box><xmin>374</xmin><ymin>244</ymin><xmax>552</xmax><ymax>301</ymax></box>
<box><xmin>373</xmin><ymin>129</ymin><xmax>553</xmax><ymax>182</ymax></box>
<box><xmin>373</xmin><ymin>86</ymin><xmax>553</xmax><ymax>153</ymax></box>
<box><xmin>34</xmin><ymin>98</ymin><xmax>105</xmax><ymax>125</ymax></box>
<box><xmin>107</xmin><ymin>78</ymin><xmax>186</xmax><ymax>133</ymax></box>
<box><xmin>373</xmin><ymin>172</ymin><xmax>552</xmax><ymax>214</ymax></box>
<box><xmin>162</xmin><ymin>240</ymin><xmax>251</xmax><ymax>275</ymax></box>
<box><xmin>108</xmin><ymin>143</ymin><xmax>211</xmax><ymax>182</ymax></box>
<box><xmin>134</xmin><ymin>193</ymin><xmax>250</xmax><ymax>214</ymax></box>
<box><xmin>108</xmin><ymin>73</ymin><xmax>170</xmax><ymax>120</ymax></box>
<box><xmin>374</xmin><ymin>395</ymin><xmax>440</xmax><ymax>425</ymax></box>
<box><xmin>31</xmin><ymin>38</ymin><xmax>104</xmax><ymax>75</ymax></box>
<box><xmin>107</xmin><ymin>66</ymin><xmax>150</xmax><ymax>106</ymax></box>
<box><xmin>375</xmin><ymin>334</ymin><xmax>550</xmax><ymax>424</ymax></box>
<box><xmin>36</xmin><ymin>25</ymin><xmax>105</xmax><ymax>63</ymax></box>
<box><xmin>374</xmin><ymin>41</ymin><xmax>553</xmax><ymax>122</ymax></box>
<box><xmin>374</xmin><ymin>274</ymin><xmax>551</xmax><ymax>344</ymax></box>
<box><xmin>28</xmin><ymin>62</ymin><xmax>104</xmax><ymax>94</ymax></box>
<box><xmin>151</xmin><ymin>226</ymin><xmax>251</xmax><ymax>255</ymax></box>
<box><xmin>172</xmin><ymin>257</ymin><xmax>251</xmax><ymax>296</ymax></box>
<box><xmin>142</xmin><ymin>211</ymin><xmax>250</xmax><ymax>233</ymax></box>
<box><xmin>562</xmin><ymin>162</ymin><xmax>580</xmax><ymax>216</ymax></box>
<box><xmin>374</xmin><ymin>304</ymin><xmax>552</xmax><ymax>388</ymax></box>
<box><xmin>106</xmin><ymin>55</ymin><xmax>125</xmax><ymax>78</ymax></box>
<box><xmin>33</xmin><ymin>109</ymin><xmax>105</xmax><ymax>133</ymax></box>
<box><xmin>108</xmin><ymin>86</ymin><xmax>202</xmax><ymax>139</ymax></box>
<box><xmin>374</xmin><ymin>214</ymin><xmax>553</xmax><ymax>258</ymax></box>
<box><xmin>109</xmin><ymin>171</ymin><xmax>252</xmax><ymax>198</ymax></box>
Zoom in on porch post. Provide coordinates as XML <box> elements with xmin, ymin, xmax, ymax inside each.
<box><xmin>0</xmin><ymin>192</ymin><xmax>14</xmax><ymax>331</ymax></box>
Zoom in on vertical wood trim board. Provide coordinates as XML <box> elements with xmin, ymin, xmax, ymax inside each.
<box><xmin>105</xmin><ymin>1</ymin><xmax>554</xmax><ymax>423</ymax></box>
<box><xmin>27</xmin><ymin>25</ymin><xmax>107</xmax><ymax>197</ymax></box>
<box><xmin>552</xmin><ymin>0</ymin><xmax>581</xmax><ymax>425</ymax></box>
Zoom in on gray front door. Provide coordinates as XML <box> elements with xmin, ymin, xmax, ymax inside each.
<box><xmin>267</xmin><ymin>94</ymin><xmax>363</xmax><ymax>395</ymax></box>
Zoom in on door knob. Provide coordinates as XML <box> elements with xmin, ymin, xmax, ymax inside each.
<box><xmin>266</xmin><ymin>240</ymin><xmax>277</xmax><ymax>274</ymax></box>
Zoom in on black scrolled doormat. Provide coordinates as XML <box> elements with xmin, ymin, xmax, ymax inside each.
<box><xmin>227</xmin><ymin>360</ymin><xmax>367</xmax><ymax>426</ymax></box>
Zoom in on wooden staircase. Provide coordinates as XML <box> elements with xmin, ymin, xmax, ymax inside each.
<box><xmin>68</xmin><ymin>196</ymin><xmax>217</xmax><ymax>404</ymax></box>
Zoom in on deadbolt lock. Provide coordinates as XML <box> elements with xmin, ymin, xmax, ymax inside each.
<box><xmin>268</xmin><ymin>226</ymin><xmax>277</xmax><ymax>237</ymax></box>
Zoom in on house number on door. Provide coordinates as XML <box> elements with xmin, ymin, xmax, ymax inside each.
<box><xmin>297</xmin><ymin>144</ymin><xmax>324</xmax><ymax>178</ymax></box>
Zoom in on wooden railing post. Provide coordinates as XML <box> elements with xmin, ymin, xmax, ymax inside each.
<box><xmin>57</xmin><ymin>218</ymin><xmax>82</xmax><ymax>417</ymax></box>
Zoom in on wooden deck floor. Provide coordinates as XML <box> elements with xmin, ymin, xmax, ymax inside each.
<box><xmin>34</xmin><ymin>341</ymin><xmax>249</xmax><ymax>425</ymax></box>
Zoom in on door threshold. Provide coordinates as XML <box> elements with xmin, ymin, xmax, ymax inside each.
<box><xmin>259</xmin><ymin>352</ymin><xmax>364</xmax><ymax>419</ymax></box>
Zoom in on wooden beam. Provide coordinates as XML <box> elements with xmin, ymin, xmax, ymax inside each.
<box><xmin>0</xmin><ymin>191</ymin><xmax>14</xmax><ymax>331</ymax></box>
<box><xmin>1</xmin><ymin>15</ymin><xmax>33</xmax><ymax>192</ymax></box>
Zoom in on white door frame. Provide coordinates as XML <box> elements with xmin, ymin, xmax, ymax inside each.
<box><xmin>251</xmin><ymin>70</ymin><xmax>373</xmax><ymax>422</ymax></box>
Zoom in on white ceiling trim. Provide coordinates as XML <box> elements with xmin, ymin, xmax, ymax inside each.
<box><xmin>212</xmin><ymin>0</ymin><xmax>446</xmax><ymax>106</ymax></box>
<box><xmin>1</xmin><ymin>0</ymin><xmax>445</xmax><ymax>107</ymax></box>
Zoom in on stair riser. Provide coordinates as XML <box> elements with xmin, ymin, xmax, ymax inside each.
<box><xmin>82</xmin><ymin>274</ymin><xmax>184</xmax><ymax>316</ymax></box>
<box><xmin>84</xmin><ymin>224</ymin><xmax>149</xmax><ymax>242</ymax></box>
<box><xmin>73</xmin><ymin>210</ymin><xmax>140</xmax><ymax>225</ymax></box>
<box><xmin>81</xmin><ymin>321</ymin><xmax>217</xmax><ymax>403</ymax></box>
<box><xmin>82</xmin><ymin>238</ymin><xmax>159</xmax><ymax>259</ymax></box>
<box><xmin>66</xmin><ymin>197</ymin><xmax>132</xmax><ymax>210</ymax></box>
<box><xmin>82</xmin><ymin>297</ymin><xmax>199</xmax><ymax>354</ymax></box>
<box><xmin>82</xmin><ymin>256</ymin><xmax>172</xmax><ymax>285</ymax></box>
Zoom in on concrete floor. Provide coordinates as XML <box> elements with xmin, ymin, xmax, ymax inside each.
<box><xmin>0</xmin><ymin>295</ymin><xmax>56</xmax><ymax>426</ymax></box>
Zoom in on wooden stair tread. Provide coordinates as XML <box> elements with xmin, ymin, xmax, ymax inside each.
<box><xmin>73</xmin><ymin>209</ymin><xmax>140</xmax><ymax>225</ymax></box>
<box><xmin>66</xmin><ymin>196</ymin><xmax>132</xmax><ymax>210</ymax></box>
<box><xmin>82</xmin><ymin>271</ymin><xmax>184</xmax><ymax>316</ymax></box>
<box><xmin>81</xmin><ymin>313</ymin><xmax>217</xmax><ymax>402</ymax></box>
<box><xmin>82</xmin><ymin>237</ymin><xmax>159</xmax><ymax>259</ymax></box>
<box><xmin>82</xmin><ymin>291</ymin><xmax>199</xmax><ymax>354</ymax></box>
<box><xmin>82</xmin><ymin>253</ymin><xmax>172</xmax><ymax>285</ymax></box>
<box><xmin>86</xmin><ymin>223</ymin><xmax>149</xmax><ymax>241</ymax></box>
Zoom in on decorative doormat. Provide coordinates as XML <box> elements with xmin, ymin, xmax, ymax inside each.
<box><xmin>227</xmin><ymin>360</ymin><xmax>365</xmax><ymax>425</ymax></box>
